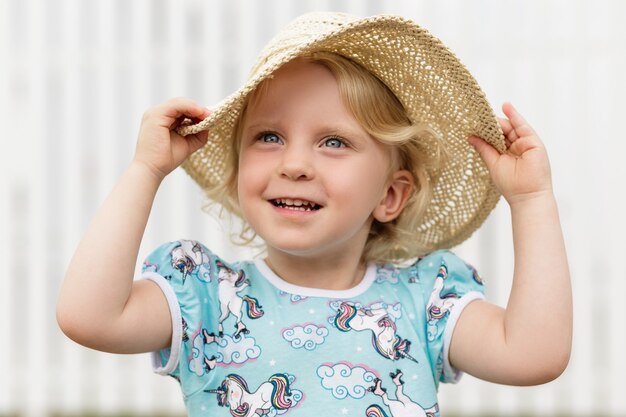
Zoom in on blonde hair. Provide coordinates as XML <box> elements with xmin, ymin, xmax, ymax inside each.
<box><xmin>204</xmin><ymin>52</ymin><xmax>448</xmax><ymax>262</ymax></box>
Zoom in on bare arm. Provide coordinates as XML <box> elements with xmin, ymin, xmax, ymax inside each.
<box><xmin>56</xmin><ymin>98</ymin><xmax>210</xmax><ymax>354</ymax></box>
<box><xmin>449</xmin><ymin>103</ymin><xmax>572</xmax><ymax>385</ymax></box>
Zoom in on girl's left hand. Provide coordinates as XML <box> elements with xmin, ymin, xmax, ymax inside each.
<box><xmin>468</xmin><ymin>102</ymin><xmax>553</xmax><ymax>206</ymax></box>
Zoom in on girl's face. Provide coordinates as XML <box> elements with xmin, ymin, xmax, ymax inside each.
<box><xmin>237</xmin><ymin>60</ymin><xmax>402</xmax><ymax>261</ymax></box>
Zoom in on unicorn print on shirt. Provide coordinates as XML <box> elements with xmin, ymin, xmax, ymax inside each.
<box><xmin>366</xmin><ymin>369</ymin><xmax>439</xmax><ymax>417</ymax></box>
<box><xmin>170</xmin><ymin>240</ymin><xmax>212</xmax><ymax>284</ymax></box>
<box><xmin>205</xmin><ymin>373</ymin><xmax>301</xmax><ymax>417</ymax></box>
<box><xmin>333</xmin><ymin>302</ymin><xmax>417</xmax><ymax>363</ymax></box>
<box><xmin>216</xmin><ymin>261</ymin><xmax>265</xmax><ymax>338</ymax></box>
<box><xmin>425</xmin><ymin>263</ymin><xmax>459</xmax><ymax>342</ymax></box>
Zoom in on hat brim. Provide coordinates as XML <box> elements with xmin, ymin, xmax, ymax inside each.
<box><xmin>177</xmin><ymin>13</ymin><xmax>505</xmax><ymax>255</ymax></box>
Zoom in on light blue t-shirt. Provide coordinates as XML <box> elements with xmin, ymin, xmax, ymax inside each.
<box><xmin>141</xmin><ymin>239</ymin><xmax>485</xmax><ymax>417</ymax></box>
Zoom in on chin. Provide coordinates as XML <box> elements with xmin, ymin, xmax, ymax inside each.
<box><xmin>265</xmin><ymin>240</ymin><xmax>329</xmax><ymax>258</ymax></box>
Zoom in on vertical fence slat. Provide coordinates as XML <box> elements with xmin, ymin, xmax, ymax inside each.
<box><xmin>0</xmin><ymin>0</ymin><xmax>13</xmax><ymax>411</ymax></box>
<box><xmin>24</xmin><ymin>0</ymin><xmax>48</xmax><ymax>415</ymax></box>
<box><xmin>606</xmin><ymin>3</ymin><xmax>626</xmax><ymax>412</ymax></box>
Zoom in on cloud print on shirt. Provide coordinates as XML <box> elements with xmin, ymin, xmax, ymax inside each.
<box><xmin>282</xmin><ymin>323</ymin><xmax>329</xmax><ymax>351</ymax></box>
<box><xmin>279</xmin><ymin>291</ymin><xmax>309</xmax><ymax>304</ymax></box>
<box><xmin>375</xmin><ymin>264</ymin><xmax>400</xmax><ymax>284</ymax></box>
<box><xmin>188</xmin><ymin>332</ymin><xmax>211</xmax><ymax>376</ymax></box>
<box><xmin>188</xmin><ymin>329</ymin><xmax>264</xmax><ymax>376</ymax></box>
<box><xmin>316</xmin><ymin>362</ymin><xmax>378</xmax><ymax>399</ymax></box>
<box><xmin>215</xmin><ymin>333</ymin><xmax>261</xmax><ymax>365</ymax></box>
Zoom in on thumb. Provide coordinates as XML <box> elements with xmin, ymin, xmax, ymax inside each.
<box><xmin>186</xmin><ymin>131</ymin><xmax>209</xmax><ymax>154</ymax></box>
<box><xmin>468</xmin><ymin>135</ymin><xmax>501</xmax><ymax>170</ymax></box>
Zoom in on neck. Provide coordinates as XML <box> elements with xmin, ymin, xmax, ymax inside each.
<box><xmin>264</xmin><ymin>247</ymin><xmax>368</xmax><ymax>291</ymax></box>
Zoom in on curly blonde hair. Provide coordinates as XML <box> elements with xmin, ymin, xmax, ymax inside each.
<box><xmin>204</xmin><ymin>52</ymin><xmax>449</xmax><ymax>262</ymax></box>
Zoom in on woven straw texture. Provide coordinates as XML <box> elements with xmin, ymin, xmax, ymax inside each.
<box><xmin>177</xmin><ymin>12</ymin><xmax>505</xmax><ymax>254</ymax></box>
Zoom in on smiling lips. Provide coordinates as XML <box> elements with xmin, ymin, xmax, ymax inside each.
<box><xmin>270</xmin><ymin>198</ymin><xmax>322</xmax><ymax>211</ymax></box>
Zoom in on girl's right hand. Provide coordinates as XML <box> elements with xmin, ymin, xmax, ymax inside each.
<box><xmin>133</xmin><ymin>97</ymin><xmax>211</xmax><ymax>181</ymax></box>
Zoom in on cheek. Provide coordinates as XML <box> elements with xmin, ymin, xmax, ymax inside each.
<box><xmin>237</xmin><ymin>153</ymin><xmax>255</xmax><ymax>196</ymax></box>
<box><xmin>237</xmin><ymin>153</ymin><xmax>267</xmax><ymax>209</ymax></box>
<box><xmin>335</xmin><ymin>162</ymin><xmax>388</xmax><ymax>201</ymax></box>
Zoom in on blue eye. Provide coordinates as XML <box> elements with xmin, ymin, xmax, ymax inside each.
<box><xmin>259</xmin><ymin>132</ymin><xmax>281</xmax><ymax>144</ymax></box>
<box><xmin>324</xmin><ymin>137</ymin><xmax>346</xmax><ymax>148</ymax></box>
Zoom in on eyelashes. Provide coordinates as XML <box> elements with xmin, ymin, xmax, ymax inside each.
<box><xmin>322</xmin><ymin>136</ymin><xmax>347</xmax><ymax>148</ymax></box>
<box><xmin>255</xmin><ymin>131</ymin><xmax>350</xmax><ymax>149</ymax></box>
<box><xmin>258</xmin><ymin>132</ymin><xmax>282</xmax><ymax>144</ymax></box>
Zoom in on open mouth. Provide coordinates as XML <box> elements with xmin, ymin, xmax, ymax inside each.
<box><xmin>270</xmin><ymin>198</ymin><xmax>322</xmax><ymax>211</ymax></box>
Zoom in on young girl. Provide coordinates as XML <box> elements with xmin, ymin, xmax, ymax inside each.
<box><xmin>57</xmin><ymin>12</ymin><xmax>572</xmax><ymax>417</ymax></box>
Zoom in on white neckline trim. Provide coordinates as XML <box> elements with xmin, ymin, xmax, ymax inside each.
<box><xmin>254</xmin><ymin>259</ymin><xmax>377</xmax><ymax>298</ymax></box>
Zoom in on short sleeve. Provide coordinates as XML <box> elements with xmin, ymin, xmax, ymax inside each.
<box><xmin>140</xmin><ymin>239</ymin><xmax>216</xmax><ymax>384</ymax></box>
<box><xmin>417</xmin><ymin>250</ymin><xmax>485</xmax><ymax>385</ymax></box>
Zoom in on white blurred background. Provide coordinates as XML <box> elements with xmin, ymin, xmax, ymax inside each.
<box><xmin>1</xmin><ymin>0</ymin><xmax>625</xmax><ymax>416</ymax></box>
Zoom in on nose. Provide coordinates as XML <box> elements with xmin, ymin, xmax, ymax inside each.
<box><xmin>278</xmin><ymin>142</ymin><xmax>315</xmax><ymax>181</ymax></box>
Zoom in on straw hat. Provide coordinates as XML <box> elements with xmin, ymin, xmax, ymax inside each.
<box><xmin>176</xmin><ymin>11</ymin><xmax>505</xmax><ymax>253</ymax></box>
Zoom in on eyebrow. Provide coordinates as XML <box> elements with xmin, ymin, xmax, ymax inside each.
<box><xmin>244</xmin><ymin>122</ymin><xmax>277</xmax><ymax>133</ymax></box>
<box><xmin>244</xmin><ymin>122</ymin><xmax>366</xmax><ymax>139</ymax></box>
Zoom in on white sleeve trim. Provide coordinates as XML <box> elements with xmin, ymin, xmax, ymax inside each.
<box><xmin>141</xmin><ymin>271</ymin><xmax>182</xmax><ymax>376</ymax></box>
<box><xmin>442</xmin><ymin>291</ymin><xmax>485</xmax><ymax>383</ymax></box>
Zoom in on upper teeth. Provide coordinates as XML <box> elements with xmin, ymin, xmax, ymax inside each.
<box><xmin>277</xmin><ymin>198</ymin><xmax>314</xmax><ymax>207</ymax></box>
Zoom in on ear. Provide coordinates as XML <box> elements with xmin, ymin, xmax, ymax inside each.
<box><xmin>373</xmin><ymin>170</ymin><xmax>414</xmax><ymax>223</ymax></box>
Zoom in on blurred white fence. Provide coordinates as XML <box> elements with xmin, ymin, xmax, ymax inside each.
<box><xmin>1</xmin><ymin>0</ymin><xmax>625</xmax><ymax>416</ymax></box>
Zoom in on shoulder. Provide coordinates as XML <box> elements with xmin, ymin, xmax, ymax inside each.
<box><xmin>405</xmin><ymin>250</ymin><xmax>483</xmax><ymax>288</ymax></box>
<box><xmin>422</xmin><ymin>249</ymin><xmax>479</xmax><ymax>275</ymax></box>
<box><xmin>142</xmin><ymin>239</ymin><xmax>212</xmax><ymax>268</ymax></box>
<box><xmin>372</xmin><ymin>250</ymin><xmax>482</xmax><ymax>292</ymax></box>
<box><xmin>141</xmin><ymin>239</ymin><xmax>233</xmax><ymax>285</ymax></box>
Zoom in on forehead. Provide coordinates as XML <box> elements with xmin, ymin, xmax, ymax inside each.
<box><xmin>245</xmin><ymin>60</ymin><xmax>347</xmax><ymax>121</ymax></box>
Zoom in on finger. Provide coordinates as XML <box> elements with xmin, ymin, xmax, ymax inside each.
<box><xmin>498</xmin><ymin>118</ymin><xmax>515</xmax><ymax>150</ymax></box>
<box><xmin>156</xmin><ymin>97</ymin><xmax>211</xmax><ymax>128</ymax></box>
<box><xmin>502</xmin><ymin>102</ymin><xmax>536</xmax><ymax>137</ymax></box>
<box><xmin>186</xmin><ymin>131</ymin><xmax>209</xmax><ymax>154</ymax></box>
<box><xmin>507</xmin><ymin>135</ymin><xmax>541</xmax><ymax>157</ymax></box>
<box><xmin>170</xmin><ymin>115</ymin><xmax>189</xmax><ymax>130</ymax></box>
<box><xmin>468</xmin><ymin>135</ymin><xmax>501</xmax><ymax>170</ymax></box>
<box><xmin>498</xmin><ymin>117</ymin><xmax>517</xmax><ymax>140</ymax></box>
